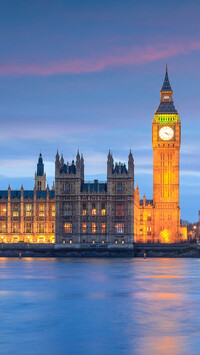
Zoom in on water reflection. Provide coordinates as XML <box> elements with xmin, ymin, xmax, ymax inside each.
<box><xmin>0</xmin><ymin>258</ymin><xmax>199</xmax><ymax>354</ymax></box>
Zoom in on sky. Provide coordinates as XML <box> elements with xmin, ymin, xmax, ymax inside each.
<box><xmin>0</xmin><ymin>0</ymin><xmax>200</xmax><ymax>222</ymax></box>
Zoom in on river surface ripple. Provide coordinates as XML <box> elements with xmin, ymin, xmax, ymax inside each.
<box><xmin>0</xmin><ymin>258</ymin><xmax>200</xmax><ymax>355</ymax></box>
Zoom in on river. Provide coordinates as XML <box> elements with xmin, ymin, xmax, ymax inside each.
<box><xmin>0</xmin><ymin>258</ymin><xmax>200</xmax><ymax>355</ymax></box>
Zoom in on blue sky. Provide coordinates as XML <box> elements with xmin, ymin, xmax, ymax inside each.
<box><xmin>0</xmin><ymin>0</ymin><xmax>200</xmax><ymax>221</ymax></box>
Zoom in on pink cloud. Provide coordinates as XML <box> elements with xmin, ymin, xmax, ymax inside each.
<box><xmin>1</xmin><ymin>41</ymin><xmax>200</xmax><ymax>76</ymax></box>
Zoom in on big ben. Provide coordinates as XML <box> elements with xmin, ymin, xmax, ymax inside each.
<box><xmin>152</xmin><ymin>66</ymin><xmax>181</xmax><ymax>243</ymax></box>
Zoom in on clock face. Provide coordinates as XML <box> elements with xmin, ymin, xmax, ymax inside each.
<box><xmin>159</xmin><ymin>126</ymin><xmax>174</xmax><ymax>141</ymax></box>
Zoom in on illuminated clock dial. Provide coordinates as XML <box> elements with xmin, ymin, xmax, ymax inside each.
<box><xmin>159</xmin><ymin>126</ymin><xmax>174</xmax><ymax>141</ymax></box>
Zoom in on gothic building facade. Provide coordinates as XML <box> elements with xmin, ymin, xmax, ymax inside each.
<box><xmin>55</xmin><ymin>150</ymin><xmax>134</xmax><ymax>245</ymax></box>
<box><xmin>0</xmin><ymin>154</ymin><xmax>55</xmax><ymax>243</ymax></box>
<box><xmin>0</xmin><ymin>68</ymin><xmax>187</xmax><ymax>244</ymax></box>
<box><xmin>134</xmin><ymin>67</ymin><xmax>187</xmax><ymax>243</ymax></box>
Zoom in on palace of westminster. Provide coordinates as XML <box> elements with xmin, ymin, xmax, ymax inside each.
<box><xmin>0</xmin><ymin>68</ymin><xmax>187</xmax><ymax>245</ymax></box>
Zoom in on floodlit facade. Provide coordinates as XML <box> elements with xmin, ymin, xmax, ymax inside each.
<box><xmin>0</xmin><ymin>68</ymin><xmax>187</xmax><ymax>244</ymax></box>
<box><xmin>134</xmin><ymin>67</ymin><xmax>186</xmax><ymax>243</ymax></box>
<box><xmin>0</xmin><ymin>154</ymin><xmax>55</xmax><ymax>243</ymax></box>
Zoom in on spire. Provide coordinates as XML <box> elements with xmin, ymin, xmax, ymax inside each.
<box><xmin>76</xmin><ymin>149</ymin><xmax>80</xmax><ymax>161</ymax></box>
<box><xmin>56</xmin><ymin>150</ymin><xmax>60</xmax><ymax>162</ymax></box>
<box><xmin>37</xmin><ymin>153</ymin><xmax>44</xmax><ymax>176</ymax></box>
<box><xmin>160</xmin><ymin>64</ymin><xmax>173</xmax><ymax>93</ymax></box>
<box><xmin>155</xmin><ymin>66</ymin><xmax>178</xmax><ymax>116</ymax></box>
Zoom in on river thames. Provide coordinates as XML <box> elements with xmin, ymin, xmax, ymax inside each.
<box><xmin>0</xmin><ymin>258</ymin><xmax>200</xmax><ymax>355</ymax></box>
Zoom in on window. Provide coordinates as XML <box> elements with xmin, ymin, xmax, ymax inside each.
<box><xmin>82</xmin><ymin>222</ymin><xmax>87</xmax><ymax>233</ymax></box>
<box><xmin>101</xmin><ymin>203</ymin><xmax>106</xmax><ymax>215</ymax></box>
<box><xmin>92</xmin><ymin>203</ymin><xmax>96</xmax><ymax>216</ymax></box>
<box><xmin>0</xmin><ymin>204</ymin><xmax>6</xmax><ymax>217</ymax></box>
<box><xmin>140</xmin><ymin>214</ymin><xmax>143</xmax><ymax>221</ymax></box>
<box><xmin>82</xmin><ymin>203</ymin><xmax>87</xmax><ymax>216</ymax></box>
<box><xmin>64</xmin><ymin>183</ymin><xmax>70</xmax><ymax>193</ymax></box>
<box><xmin>147</xmin><ymin>226</ymin><xmax>151</xmax><ymax>235</ymax></box>
<box><xmin>39</xmin><ymin>222</ymin><xmax>45</xmax><ymax>234</ymax></box>
<box><xmin>115</xmin><ymin>223</ymin><xmax>124</xmax><ymax>234</ymax></box>
<box><xmin>0</xmin><ymin>222</ymin><xmax>6</xmax><ymax>233</ymax></box>
<box><xmin>51</xmin><ymin>205</ymin><xmax>55</xmax><ymax>217</ymax></box>
<box><xmin>64</xmin><ymin>223</ymin><xmax>72</xmax><ymax>233</ymax></box>
<box><xmin>92</xmin><ymin>223</ymin><xmax>96</xmax><ymax>233</ymax></box>
<box><xmin>26</xmin><ymin>222</ymin><xmax>32</xmax><ymax>233</ymax></box>
<box><xmin>147</xmin><ymin>214</ymin><xmax>151</xmax><ymax>221</ymax></box>
<box><xmin>117</xmin><ymin>182</ymin><xmax>123</xmax><ymax>194</ymax></box>
<box><xmin>13</xmin><ymin>204</ymin><xmax>19</xmax><ymax>217</ymax></box>
<box><xmin>63</xmin><ymin>203</ymin><xmax>72</xmax><ymax>216</ymax></box>
<box><xmin>122</xmin><ymin>240</ymin><xmax>125</xmax><ymax>244</ymax></box>
<box><xmin>25</xmin><ymin>204</ymin><xmax>32</xmax><ymax>217</ymax></box>
<box><xmin>101</xmin><ymin>223</ymin><xmax>106</xmax><ymax>234</ymax></box>
<box><xmin>69</xmin><ymin>239</ymin><xmax>73</xmax><ymax>244</ymax></box>
<box><xmin>38</xmin><ymin>181</ymin><xmax>42</xmax><ymax>191</ymax></box>
<box><xmin>52</xmin><ymin>223</ymin><xmax>55</xmax><ymax>233</ymax></box>
<box><xmin>12</xmin><ymin>222</ymin><xmax>19</xmax><ymax>233</ymax></box>
<box><xmin>39</xmin><ymin>204</ymin><xmax>45</xmax><ymax>217</ymax></box>
<box><xmin>116</xmin><ymin>203</ymin><xmax>124</xmax><ymax>216</ymax></box>
<box><xmin>115</xmin><ymin>240</ymin><xmax>118</xmax><ymax>244</ymax></box>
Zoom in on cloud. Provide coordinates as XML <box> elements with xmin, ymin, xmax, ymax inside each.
<box><xmin>1</xmin><ymin>41</ymin><xmax>200</xmax><ymax>76</ymax></box>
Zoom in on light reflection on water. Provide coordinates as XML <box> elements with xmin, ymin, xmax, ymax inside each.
<box><xmin>0</xmin><ymin>258</ymin><xmax>200</xmax><ymax>355</ymax></box>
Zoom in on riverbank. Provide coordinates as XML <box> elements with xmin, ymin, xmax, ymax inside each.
<box><xmin>0</xmin><ymin>243</ymin><xmax>199</xmax><ymax>257</ymax></box>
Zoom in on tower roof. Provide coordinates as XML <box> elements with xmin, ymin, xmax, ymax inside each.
<box><xmin>160</xmin><ymin>65</ymin><xmax>173</xmax><ymax>93</ymax></box>
<box><xmin>155</xmin><ymin>66</ymin><xmax>178</xmax><ymax>115</ymax></box>
<box><xmin>37</xmin><ymin>153</ymin><xmax>44</xmax><ymax>176</ymax></box>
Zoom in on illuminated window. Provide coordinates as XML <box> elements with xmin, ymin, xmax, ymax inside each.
<box><xmin>38</xmin><ymin>181</ymin><xmax>42</xmax><ymax>191</ymax></box>
<box><xmin>12</xmin><ymin>222</ymin><xmax>19</xmax><ymax>233</ymax></box>
<box><xmin>52</xmin><ymin>223</ymin><xmax>55</xmax><ymax>233</ymax></box>
<box><xmin>92</xmin><ymin>203</ymin><xmax>96</xmax><ymax>215</ymax></box>
<box><xmin>102</xmin><ymin>240</ymin><xmax>105</xmax><ymax>244</ymax></box>
<box><xmin>147</xmin><ymin>226</ymin><xmax>151</xmax><ymax>235</ymax></box>
<box><xmin>92</xmin><ymin>240</ymin><xmax>95</xmax><ymax>244</ymax></box>
<box><xmin>0</xmin><ymin>222</ymin><xmax>6</xmax><ymax>233</ymax></box>
<box><xmin>101</xmin><ymin>223</ymin><xmax>106</xmax><ymax>233</ymax></box>
<box><xmin>26</xmin><ymin>222</ymin><xmax>32</xmax><ymax>233</ymax></box>
<box><xmin>117</xmin><ymin>183</ymin><xmax>123</xmax><ymax>194</ymax></box>
<box><xmin>122</xmin><ymin>240</ymin><xmax>125</xmax><ymax>244</ymax></box>
<box><xmin>51</xmin><ymin>205</ymin><xmax>55</xmax><ymax>217</ymax></box>
<box><xmin>101</xmin><ymin>203</ymin><xmax>106</xmax><ymax>215</ymax></box>
<box><xmin>92</xmin><ymin>223</ymin><xmax>96</xmax><ymax>233</ymax></box>
<box><xmin>64</xmin><ymin>223</ymin><xmax>72</xmax><ymax>233</ymax></box>
<box><xmin>39</xmin><ymin>204</ymin><xmax>45</xmax><ymax>217</ymax></box>
<box><xmin>82</xmin><ymin>222</ymin><xmax>87</xmax><ymax>233</ymax></box>
<box><xmin>0</xmin><ymin>204</ymin><xmax>6</xmax><ymax>217</ymax></box>
<box><xmin>116</xmin><ymin>203</ymin><xmax>124</xmax><ymax>216</ymax></box>
<box><xmin>63</xmin><ymin>203</ymin><xmax>72</xmax><ymax>216</ymax></box>
<box><xmin>38</xmin><ymin>222</ymin><xmax>45</xmax><ymax>234</ymax></box>
<box><xmin>25</xmin><ymin>204</ymin><xmax>32</xmax><ymax>217</ymax></box>
<box><xmin>69</xmin><ymin>239</ymin><xmax>73</xmax><ymax>244</ymax></box>
<box><xmin>63</xmin><ymin>240</ymin><xmax>66</xmax><ymax>244</ymax></box>
<box><xmin>115</xmin><ymin>240</ymin><xmax>118</xmax><ymax>244</ymax></box>
<box><xmin>82</xmin><ymin>209</ymin><xmax>86</xmax><ymax>216</ymax></box>
<box><xmin>147</xmin><ymin>214</ymin><xmax>151</xmax><ymax>221</ymax></box>
<box><xmin>140</xmin><ymin>214</ymin><xmax>143</xmax><ymax>221</ymax></box>
<box><xmin>115</xmin><ymin>223</ymin><xmax>124</xmax><ymax>234</ymax></box>
<box><xmin>13</xmin><ymin>204</ymin><xmax>19</xmax><ymax>217</ymax></box>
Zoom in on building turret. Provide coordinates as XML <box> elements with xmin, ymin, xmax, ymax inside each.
<box><xmin>35</xmin><ymin>153</ymin><xmax>46</xmax><ymax>191</ymax></box>
<box><xmin>128</xmin><ymin>150</ymin><xmax>134</xmax><ymax>175</ymax></box>
<box><xmin>107</xmin><ymin>150</ymin><xmax>114</xmax><ymax>178</ymax></box>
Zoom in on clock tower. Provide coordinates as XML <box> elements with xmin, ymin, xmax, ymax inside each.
<box><xmin>152</xmin><ymin>66</ymin><xmax>181</xmax><ymax>242</ymax></box>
